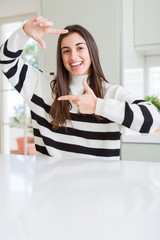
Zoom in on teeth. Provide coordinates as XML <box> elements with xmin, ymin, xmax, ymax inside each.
<box><xmin>71</xmin><ymin>62</ymin><xmax>82</xmax><ymax>66</ymax></box>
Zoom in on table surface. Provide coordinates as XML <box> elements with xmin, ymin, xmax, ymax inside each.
<box><xmin>0</xmin><ymin>154</ymin><xmax>160</xmax><ymax>240</ymax></box>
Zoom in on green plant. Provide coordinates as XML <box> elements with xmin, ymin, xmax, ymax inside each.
<box><xmin>10</xmin><ymin>103</ymin><xmax>33</xmax><ymax>136</ymax></box>
<box><xmin>145</xmin><ymin>95</ymin><xmax>160</xmax><ymax>112</ymax></box>
<box><xmin>11</xmin><ymin>104</ymin><xmax>24</xmax><ymax>124</ymax></box>
<box><xmin>22</xmin><ymin>41</ymin><xmax>38</xmax><ymax>68</ymax></box>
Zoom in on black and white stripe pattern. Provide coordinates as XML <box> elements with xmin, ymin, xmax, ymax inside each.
<box><xmin>30</xmin><ymin>95</ymin><xmax>121</xmax><ymax>158</ymax></box>
<box><xmin>122</xmin><ymin>100</ymin><xmax>154</xmax><ymax>133</ymax></box>
<box><xmin>0</xmin><ymin>27</ymin><xmax>160</xmax><ymax>160</ymax></box>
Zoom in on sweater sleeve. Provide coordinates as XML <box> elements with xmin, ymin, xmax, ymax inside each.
<box><xmin>0</xmin><ymin>27</ymin><xmax>46</xmax><ymax>103</ymax></box>
<box><xmin>95</xmin><ymin>84</ymin><xmax>160</xmax><ymax>133</ymax></box>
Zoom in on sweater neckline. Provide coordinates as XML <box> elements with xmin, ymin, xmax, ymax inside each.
<box><xmin>69</xmin><ymin>74</ymin><xmax>88</xmax><ymax>95</ymax></box>
<box><xmin>70</xmin><ymin>74</ymin><xmax>88</xmax><ymax>84</ymax></box>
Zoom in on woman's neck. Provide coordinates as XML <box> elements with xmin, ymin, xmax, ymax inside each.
<box><xmin>70</xmin><ymin>74</ymin><xmax>88</xmax><ymax>95</ymax></box>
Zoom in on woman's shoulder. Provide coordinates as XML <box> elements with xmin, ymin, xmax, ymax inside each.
<box><xmin>35</xmin><ymin>70</ymin><xmax>57</xmax><ymax>93</ymax></box>
<box><xmin>37</xmin><ymin>69</ymin><xmax>56</xmax><ymax>82</ymax></box>
<box><xmin>102</xmin><ymin>81</ymin><xmax>124</xmax><ymax>93</ymax></box>
<box><xmin>102</xmin><ymin>80</ymin><xmax>132</xmax><ymax>100</ymax></box>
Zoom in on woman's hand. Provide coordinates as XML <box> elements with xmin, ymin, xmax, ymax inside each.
<box><xmin>58</xmin><ymin>78</ymin><xmax>97</xmax><ymax>114</ymax></box>
<box><xmin>23</xmin><ymin>16</ymin><xmax>68</xmax><ymax>50</ymax></box>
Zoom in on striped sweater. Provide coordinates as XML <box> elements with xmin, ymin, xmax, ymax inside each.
<box><xmin>0</xmin><ymin>27</ymin><xmax>160</xmax><ymax>160</ymax></box>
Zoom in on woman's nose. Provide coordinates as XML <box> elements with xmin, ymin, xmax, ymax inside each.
<box><xmin>70</xmin><ymin>50</ymin><xmax>78</xmax><ymax>60</ymax></box>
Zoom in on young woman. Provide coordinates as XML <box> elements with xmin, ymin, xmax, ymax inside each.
<box><xmin>0</xmin><ymin>16</ymin><xmax>160</xmax><ymax>160</ymax></box>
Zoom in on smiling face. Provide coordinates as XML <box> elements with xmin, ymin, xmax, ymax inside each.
<box><xmin>61</xmin><ymin>32</ymin><xmax>92</xmax><ymax>76</ymax></box>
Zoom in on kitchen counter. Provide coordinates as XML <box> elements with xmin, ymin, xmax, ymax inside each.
<box><xmin>0</xmin><ymin>154</ymin><xmax>160</xmax><ymax>240</ymax></box>
<box><xmin>122</xmin><ymin>129</ymin><xmax>160</xmax><ymax>143</ymax></box>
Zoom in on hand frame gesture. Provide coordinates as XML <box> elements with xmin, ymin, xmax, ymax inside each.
<box><xmin>23</xmin><ymin>16</ymin><xmax>68</xmax><ymax>50</ymax></box>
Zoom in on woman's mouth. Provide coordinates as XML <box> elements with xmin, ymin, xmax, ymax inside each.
<box><xmin>70</xmin><ymin>61</ymin><xmax>82</xmax><ymax>68</ymax></box>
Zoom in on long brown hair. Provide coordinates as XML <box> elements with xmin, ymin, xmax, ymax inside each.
<box><xmin>49</xmin><ymin>24</ymin><xmax>108</xmax><ymax>129</ymax></box>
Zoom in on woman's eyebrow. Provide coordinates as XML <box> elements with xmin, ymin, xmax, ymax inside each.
<box><xmin>61</xmin><ymin>42</ymin><xmax>86</xmax><ymax>50</ymax></box>
<box><xmin>75</xmin><ymin>42</ymin><xmax>86</xmax><ymax>46</ymax></box>
<box><xmin>61</xmin><ymin>46</ymin><xmax>69</xmax><ymax>50</ymax></box>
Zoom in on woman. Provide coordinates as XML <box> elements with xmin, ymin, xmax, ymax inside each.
<box><xmin>0</xmin><ymin>16</ymin><xmax>160</xmax><ymax>159</ymax></box>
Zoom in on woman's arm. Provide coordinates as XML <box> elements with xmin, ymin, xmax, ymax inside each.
<box><xmin>58</xmin><ymin>79</ymin><xmax>160</xmax><ymax>134</ymax></box>
<box><xmin>95</xmin><ymin>84</ymin><xmax>160</xmax><ymax>134</ymax></box>
<box><xmin>0</xmin><ymin>16</ymin><xmax>68</xmax><ymax>101</ymax></box>
<box><xmin>0</xmin><ymin>26</ymin><xmax>37</xmax><ymax>101</ymax></box>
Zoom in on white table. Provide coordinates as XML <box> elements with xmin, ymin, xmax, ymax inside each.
<box><xmin>0</xmin><ymin>154</ymin><xmax>160</xmax><ymax>240</ymax></box>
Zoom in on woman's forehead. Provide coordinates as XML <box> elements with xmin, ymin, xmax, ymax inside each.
<box><xmin>61</xmin><ymin>32</ymin><xmax>86</xmax><ymax>48</ymax></box>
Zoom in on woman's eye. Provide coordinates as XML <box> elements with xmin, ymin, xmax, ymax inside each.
<box><xmin>62</xmin><ymin>49</ymin><xmax>70</xmax><ymax>54</ymax></box>
<box><xmin>78</xmin><ymin>47</ymin><xmax>84</xmax><ymax>50</ymax></box>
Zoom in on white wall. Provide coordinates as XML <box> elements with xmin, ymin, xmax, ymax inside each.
<box><xmin>38</xmin><ymin>0</ymin><xmax>122</xmax><ymax>85</ymax></box>
<box><xmin>0</xmin><ymin>0</ymin><xmax>36</xmax><ymax>19</ymax></box>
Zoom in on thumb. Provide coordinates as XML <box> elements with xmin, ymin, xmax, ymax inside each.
<box><xmin>83</xmin><ymin>78</ymin><xmax>93</xmax><ymax>95</ymax></box>
<box><xmin>37</xmin><ymin>37</ymin><xmax>46</xmax><ymax>50</ymax></box>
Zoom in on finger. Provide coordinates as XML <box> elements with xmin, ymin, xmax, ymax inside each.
<box><xmin>38</xmin><ymin>18</ymin><xmax>53</xmax><ymax>27</ymax></box>
<box><xmin>72</xmin><ymin>100</ymin><xmax>78</xmax><ymax>105</ymax></box>
<box><xmin>33</xmin><ymin>17</ymin><xmax>53</xmax><ymax>28</ymax></box>
<box><xmin>83</xmin><ymin>78</ymin><xmax>93</xmax><ymax>94</ymax></box>
<box><xmin>34</xmin><ymin>20</ymin><xmax>52</xmax><ymax>28</ymax></box>
<box><xmin>41</xmin><ymin>21</ymin><xmax>53</xmax><ymax>27</ymax></box>
<box><xmin>48</xmin><ymin>28</ymin><xmax>68</xmax><ymax>35</ymax></box>
<box><xmin>58</xmin><ymin>95</ymin><xmax>79</xmax><ymax>101</ymax></box>
<box><xmin>34</xmin><ymin>16</ymin><xmax>44</xmax><ymax>21</ymax></box>
<box><xmin>39</xmin><ymin>18</ymin><xmax>48</xmax><ymax>26</ymax></box>
<box><xmin>33</xmin><ymin>16</ymin><xmax>45</xmax><ymax>25</ymax></box>
<box><xmin>37</xmin><ymin>37</ymin><xmax>46</xmax><ymax>50</ymax></box>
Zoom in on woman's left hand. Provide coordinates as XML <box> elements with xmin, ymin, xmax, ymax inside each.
<box><xmin>58</xmin><ymin>78</ymin><xmax>97</xmax><ymax>114</ymax></box>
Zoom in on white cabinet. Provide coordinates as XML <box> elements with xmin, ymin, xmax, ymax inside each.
<box><xmin>121</xmin><ymin>142</ymin><xmax>160</xmax><ymax>162</ymax></box>
<box><xmin>134</xmin><ymin>0</ymin><xmax>160</xmax><ymax>55</ymax></box>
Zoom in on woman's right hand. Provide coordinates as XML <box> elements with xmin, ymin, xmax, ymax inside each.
<box><xmin>23</xmin><ymin>16</ymin><xmax>68</xmax><ymax>50</ymax></box>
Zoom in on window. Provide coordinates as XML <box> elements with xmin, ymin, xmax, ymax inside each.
<box><xmin>0</xmin><ymin>18</ymin><xmax>38</xmax><ymax>155</ymax></box>
<box><xmin>123</xmin><ymin>68</ymin><xmax>144</xmax><ymax>98</ymax></box>
<box><xmin>148</xmin><ymin>67</ymin><xmax>160</xmax><ymax>98</ymax></box>
<box><xmin>123</xmin><ymin>56</ymin><xmax>160</xmax><ymax>136</ymax></box>
<box><xmin>145</xmin><ymin>56</ymin><xmax>160</xmax><ymax>98</ymax></box>
<box><xmin>123</xmin><ymin>56</ymin><xmax>160</xmax><ymax>102</ymax></box>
